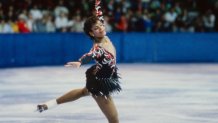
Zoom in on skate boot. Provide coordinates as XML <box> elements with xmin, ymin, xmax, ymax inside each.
<box><xmin>36</xmin><ymin>99</ymin><xmax>57</xmax><ymax>113</ymax></box>
<box><xmin>37</xmin><ymin>104</ymin><xmax>48</xmax><ymax>113</ymax></box>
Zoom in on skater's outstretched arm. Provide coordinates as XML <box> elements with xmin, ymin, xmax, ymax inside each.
<box><xmin>64</xmin><ymin>61</ymin><xmax>81</xmax><ymax>68</ymax></box>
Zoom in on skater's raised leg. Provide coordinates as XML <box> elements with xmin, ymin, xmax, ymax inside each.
<box><xmin>56</xmin><ymin>87</ymin><xmax>89</xmax><ymax>104</ymax></box>
<box><xmin>37</xmin><ymin>87</ymin><xmax>89</xmax><ymax>112</ymax></box>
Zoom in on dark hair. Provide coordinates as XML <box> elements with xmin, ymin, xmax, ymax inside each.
<box><xmin>83</xmin><ymin>16</ymin><xmax>99</xmax><ymax>39</ymax></box>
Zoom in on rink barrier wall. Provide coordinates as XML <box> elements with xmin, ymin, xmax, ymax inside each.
<box><xmin>0</xmin><ymin>33</ymin><xmax>218</xmax><ymax>67</ymax></box>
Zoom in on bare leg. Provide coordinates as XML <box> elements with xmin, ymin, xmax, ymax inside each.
<box><xmin>93</xmin><ymin>96</ymin><xmax>119</xmax><ymax>123</ymax></box>
<box><xmin>57</xmin><ymin>87</ymin><xmax>89</xmax><ymax>104</ymax></box>
<box><xmin>37</xmin><ymin>88</ymin><xmax>89</xmax><ymax>112</ymax></box>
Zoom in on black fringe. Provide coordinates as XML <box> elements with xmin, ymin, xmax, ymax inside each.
<box><xmin>86</xmin><ymin>65</ymin><xmax>121</xmax><ymax>96</ymax></box>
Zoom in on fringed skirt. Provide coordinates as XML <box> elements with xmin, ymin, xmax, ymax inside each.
<box><xmin>86</xmin><ymin>65</ymin><xmax>121</xmax><ymax>96</ymax></box>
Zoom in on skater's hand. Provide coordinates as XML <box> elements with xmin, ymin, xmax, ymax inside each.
<box><xmin>64</xmin><ymin>62</ymin><xmax>81</xmax><ymax>68</ymax></box>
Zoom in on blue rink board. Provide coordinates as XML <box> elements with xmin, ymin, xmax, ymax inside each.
<box><xmin>1</xmin><ymin>33</ymin><xmax>218</xmax><ymax>68</ymax></box>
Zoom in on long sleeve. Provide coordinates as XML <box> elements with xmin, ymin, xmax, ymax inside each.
<box><xmin>79</xmin><ymin>45</ymin><xmax>105</xmax><ymax>65</ymax></box>
<box><xmin>78</xmin><ymin>52</ymin><xmax>93</xmax><ymax>65</ymax></box>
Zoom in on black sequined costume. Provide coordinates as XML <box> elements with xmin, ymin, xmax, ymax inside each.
<box><xmin>79</xmin><ymin>44</ymin><xmax>121</xmax><ymax>96</ymax></box>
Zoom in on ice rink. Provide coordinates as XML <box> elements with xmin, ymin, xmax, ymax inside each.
<box><xmin>1</xmin><ymin>63</ymin><xmax>218</xmax><ymax>123</ymax></box>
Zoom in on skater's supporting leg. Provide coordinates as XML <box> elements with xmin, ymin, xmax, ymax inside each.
<box><xmin>57</xmin><ymin>87</ymin><xmax>89</xmax><ymax>104</ymax></box>
<box><xmin>93</xmin><ymin>96</ymin><xmax>119</xmax><ymax>123</ymax></box>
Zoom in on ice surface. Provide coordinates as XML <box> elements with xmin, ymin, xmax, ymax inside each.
<box><xmin>1</xmin><ymin>64</ymin><xmax>218</xmax><ymax>123</ymax></box>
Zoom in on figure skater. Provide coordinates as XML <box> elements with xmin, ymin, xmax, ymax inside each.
<box><xmin>36</xmin><ymin>2</ymin><xmax>121</xmax><ymax>123</ymax></box>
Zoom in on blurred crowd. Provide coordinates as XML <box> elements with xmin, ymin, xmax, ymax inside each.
<box><xmin>0</xmin><ymin>0</ymin><xmax>217</xmax><ymax>33</ymax></box>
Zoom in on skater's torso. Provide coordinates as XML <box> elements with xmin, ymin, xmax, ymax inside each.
<box><xmin>94</xmin><ymin>36</ymin><xmax>116</xmax><ymax>59</ymax></box>
<box><xmin>79</xmin><ymin>36</ymin><xmax>117</xmax><ymax>70</ymax></box>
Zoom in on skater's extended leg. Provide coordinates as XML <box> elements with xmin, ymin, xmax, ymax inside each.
<box><xmin>37</xmin><ymin>87</ymin><xmax>89</xmax><ymax>112</ymax></box>
<box><xmin>93</xmin><ymin>96</ymin><xmax>119</xmax><ymax>123</ymax></box>
<box><xmin>57</xmin><ymin>87</ymin><xmax>89</xmax><ymax>104</ymax></box>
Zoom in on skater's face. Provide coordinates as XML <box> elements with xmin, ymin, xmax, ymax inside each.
<box><xmin>89</xmin><ymin>20</ymin><xmax>106</xmax><ymax>38</ymax></box>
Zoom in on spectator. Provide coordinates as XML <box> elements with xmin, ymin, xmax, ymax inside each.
<box><xmin>120</xmin><ymin>0</ymin><xmax>131</xmax><ymax>13</ymax></box>
<box><xmin>26</xmin><ymin>13</ymin><xmax>34</xmax><ymax>32</ymax></box>
<box><xmin>115</xmin><ymin>14</ymin><xmax>128</xmax><ymax>32</ymax></box>
<box><xmin>194</xmin><ymin>15</ymin><xmax>205</xmax><ymax>32</ymax></box>
<box><xmin>114</xmin><ymin>6</ymin><xmax>122</xmax><ymax>22</ymax></box>
<box><xmin>55</xmin><ymin>11</ymin><xmax>69</xmax><ymax>32</ymax></box>
<box><xmin>141</xmin><ymin>0</ymin><xmax>150</xmax><ymax>8</ymax></box>
<box><xmin>152</xmin><ymin>8</ymin><xmax>164</xmax><ymax>32</ymax></box>
<box><xmin>32</xmin><ymin>16</ymin><xmax>46</xmax><ymax>32</ymax></box>
<box><xmin>215</xmin><ymin>1</ymin><xmax>218</xmax><ymax>31</ymax></box>
<box><xmin>107</xmin><ymin>0</ymin><xmax>115</xmax><ymax>12</ymax></box>
<box><xmin>203</xmin><ymin>9</ymin><xmax>216</xmax><ymax>32</ymax></box>
<box><xmin>45</xmin><ymin>14</ymin><xmax>56</xmax><ymax>32</ymax></box>
<box><xmin>0</xmin><ymin>9</ymin><xmax>5</xmax><ymax>20</ymax></box>
<box><xmin>1</xmin><ymin>19</ymin><xmax>13</xmax><ymax>33</ymax></box>
<box><xmin>10</xmin><ymin>20</ymin><xmax>19</xmax><ymax>33</ymax></box>
<box><xmin>143</xmin><ymin>9</ymin><xmax>153</xmax><ymax>32</ymax></box>
<box><xmin>174</xmin><ymin>2</ymin><xmax>182</xmax><ymax>15</ymax></box>
<box><xmin>150</xmin><ymin>0</ymin><xmax>161</xmax><ymax>10</ymax></box>
<box><xmin>104</xmin><ymin>15</ymin><xmax>112</xmax><ymax>32</ymax></box>
<box><xmin>7</xmin><ymin>5</ymin><xmax>16</xmax><ymax>21</ymax></box>
<box><xmin>135</xmin><ymin>10</ymin><xmax>146</xmax><ymax>31</ymax></box>
<box><xmin>163</xmin><ymin>7</ymin><xmax>178</xmax><ymax>31</ymax></box>
<box><xmin>17</xmin><ymin>14</ymin><xmax>30</xmax><ymax>33</ymax></box>
<box><xmin>70</xmin><ymin>15</ymin><xmax>84</xmax><ymax>32</ymax></box>
<box><xmin>30</xmin><ymin>5</ymin><xmax>43</xmax><ymax>20</ymax></box>
<box><xmin>0</xmin><ymin>0</ymin><xmax>217</xmax><ymax>33</ymax></box>
<box><xmin>54</xmin><ymin>0</ymin><xmax>69</xmax><ymax>17</ymax></box>
<box><xmin>127</xmin><ymin>9</ymin><xmax>137</xmax><ymax>31</ymax></box>
<box><xmin>0</xmin><ymin>20</ymin><xmax>3</xmax><ymax>33</ymax></box>
<box><xmin>175</xmin><ymin>9</ymin><xmax>189</xmax><ymax>32</ymax></box>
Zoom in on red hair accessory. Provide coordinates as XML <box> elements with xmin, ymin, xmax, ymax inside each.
<box><xmin>95</xmin><ymin>0</ymin><xmax>104</xmax><ymax>22</ymax></box>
